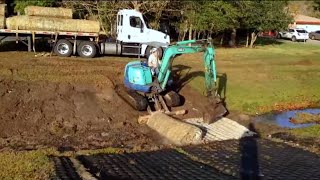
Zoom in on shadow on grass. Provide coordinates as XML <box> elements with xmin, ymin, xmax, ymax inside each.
<box><xmin>0</xmin><ymin>41</ymin><xmax>29</xmax><ymax>52</ymax></box>
<box><xmin>0</xmin><ymin>39</ymin><xmax>52</xmax><ymax>52</ymax></box>
<box><xmin>254</xmin><ymin>37</ymin><xmax>283</xmax><ymax>46</ymax></box>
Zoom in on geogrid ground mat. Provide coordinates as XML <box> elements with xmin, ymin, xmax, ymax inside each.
<box><xmin>52</xmin><ymin>138</ymin><xmax>320</xmax><ymax>180</ymax></box>
<box><xmin>52</xmin><ymin>156</ymin><xmax>81</xmax><ymax>180</ymax></box>
<box><xmin>182</xmin><ymin>138</ymin><xmax>320</xmax><ymax>180</ymax></box>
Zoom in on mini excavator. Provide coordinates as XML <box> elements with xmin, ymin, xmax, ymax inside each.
<box><xmin>121</xmin><ymin>39</ymin><xmax>227</xmax><ymax>122</ymax></box>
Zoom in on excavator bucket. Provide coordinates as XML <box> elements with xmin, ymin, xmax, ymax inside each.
<box><xmin>202</xmin><ymin>95</ymin><xmax>228</xmax><ymax>124</ymax></box>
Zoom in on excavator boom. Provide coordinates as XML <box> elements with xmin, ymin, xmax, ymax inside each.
<box><xmin>158</xmin><ymin>39</ymin><xmax>218</xmax><ymax>96</ymax></box>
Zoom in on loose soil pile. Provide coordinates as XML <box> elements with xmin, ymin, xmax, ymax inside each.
<box><xmin>0</xmin><ymin>79</ymin><xmax>163</xmax><ymax>151</ymax></box>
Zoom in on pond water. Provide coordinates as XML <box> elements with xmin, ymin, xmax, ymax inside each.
<box><xmin>254</xmin><ymin>108</ymin><xmax>320</xmax><ymax>128</ymax></box>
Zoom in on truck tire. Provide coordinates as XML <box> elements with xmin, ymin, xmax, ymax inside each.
<box><xmin>77</xmin><ymin>41</ymin><xmax>97</xmax><ymax>58</ymax></box>
<box><xmin>291</xmin><ymin>36</ymin><xmax>296</xmax><ymax>42</ymax></box>
<box><xmin>146</xmin><ymin>46</ymin><xmax>163</xmax><ymax>59</ymax></box>
<box><xmin>54</xmin><ymin>39</ymin><xmax>73</xmax><ymax>57</ymax></box>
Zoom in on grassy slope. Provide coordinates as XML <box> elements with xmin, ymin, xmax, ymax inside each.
<box><xmin>0</xmin><ymin>150</ymin><xmax>53</xmax><ymax>180</ymax></box>
<box><xmin>174</xmin><ymin>42</ymin><xmax>320</xmax><ymax>114</ymax></box>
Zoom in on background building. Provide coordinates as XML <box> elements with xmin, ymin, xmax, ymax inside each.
<box><xmin>290</xmin><ymin>14</ymin><xmax>320</xmax><ymax>32</ymax></box>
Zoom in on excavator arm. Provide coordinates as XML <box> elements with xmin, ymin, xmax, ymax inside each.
<box><xmin>157</xmin><ymin>39</ymin><xmax>217</xmax><ymax>96</ymax></box>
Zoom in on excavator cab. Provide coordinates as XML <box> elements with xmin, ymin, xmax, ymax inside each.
<box><xmin>124</xmin><ymin>61</ymin><xmax>153</xmax><ymax>93</ymax></box>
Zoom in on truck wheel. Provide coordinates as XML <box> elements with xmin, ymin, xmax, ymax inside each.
<box><xmin>291</xmin><ymin>36</ymin><xmax>296</xmax><ymax>42</ymax></box>
<box><xmin>54</xmin><ymin>39</ymin><xmax>73</xmax><ymax>57</ymax></box>
<box><xmin>77</xmin><ymin>41</ymin><xmax>97</xmax><ymax>58</ymax></box>
<box><xmin>311</xmin><ymin>36</ymin><xmax>315</xmax><ymax>40</ymax></box>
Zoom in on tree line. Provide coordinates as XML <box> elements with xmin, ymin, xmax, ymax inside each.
<box><xmin>7</xmin><ymin>0</ymin><xmax>320</xmax><ymax>47</ymax></box>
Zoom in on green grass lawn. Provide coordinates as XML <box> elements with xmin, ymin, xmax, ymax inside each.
<box><xmin>291</xmin><ymin>125</ymin><xmax>320</xmax><ymax>138</ymax></box>
<box><xmin>174</xmin><ymin>41</ymin><xmax>320</xmax><ymax>114</ymax></box>
<box><xmin>0</xmin><ymin>150</ymin><xmax>54</xmax><ymax>180</ymax></box>
<box><xmin>0</xmin><ymin>147</ymin><xmax>125</xmax><ymax>180</ymax></box>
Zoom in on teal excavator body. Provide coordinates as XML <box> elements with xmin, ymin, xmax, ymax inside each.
<box><xmin>123</xmin><ymin>39</ymin><xmax>227</xmax><ymax>121</ymax></box>
<box><xmin>124</xmin><ymin>39</ymin><xmax>217</xmax><ymax>94</ymax></box>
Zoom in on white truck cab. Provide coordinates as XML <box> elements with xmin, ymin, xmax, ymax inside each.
<box><xmin>116</xmin><ymin>9</ymin><xmax>170</xmax><ymax>57</ymax></box>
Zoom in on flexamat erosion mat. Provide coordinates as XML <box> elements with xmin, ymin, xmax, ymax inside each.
<box><xmin>52</xmin><ymin>138</ymin><xmax>320</xmax><ymax>180</ymax></box>
<box><xmin>77</xmin><ymin>149</ymin><xmax>235</xmax><ymax>180</ymax></box>
<box><xmin>182</xmin><ymin>138</ymin><xmax>320</xmax><ymax>179</ymax></box>
<box><xmin>51</xmin><ymin>156</ymin><xmax>81</xmax><ymax>180</ymax></box>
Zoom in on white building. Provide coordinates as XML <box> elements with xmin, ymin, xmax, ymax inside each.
<box><xmin>290</xmin><ymin>14</ymin><xmax>320</xmax><ymax>33</ymax></box>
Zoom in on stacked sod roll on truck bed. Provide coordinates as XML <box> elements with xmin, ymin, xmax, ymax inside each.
<box><xmin>5</xmin><ymin>6</ymin><xmax>100</xmax><ymax>33</ymax></box>
<box><xmin>6</xmin><ymin>15</ymin><xmax>100</xmax><ymax>33</ymax></box>
<box><xmin>24</xmin><ymin>6</ymin><xmax>73</xmax><ymax>19</ymax></box>
<box><xmin>0</xmin><ymin>4</ymin><xmax>5</xmax><ymax>28</ymax></box>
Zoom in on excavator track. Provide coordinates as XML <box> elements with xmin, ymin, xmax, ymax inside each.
<box><xmin>115</xmin><ymin>85</ymin><xmax>148</xmax><ymax>111</ymax></box>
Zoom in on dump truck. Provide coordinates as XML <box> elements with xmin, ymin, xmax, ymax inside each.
<box><xmin>0</xmin><ymin>6</ymin><xmax>170</xmax><ymax>58</ymax></box>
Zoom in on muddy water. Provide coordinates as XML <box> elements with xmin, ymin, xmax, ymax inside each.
<box><xmin>254</xmin><ymin>108</ymin><xmax>320</xmax><ymax>128</ymax></box>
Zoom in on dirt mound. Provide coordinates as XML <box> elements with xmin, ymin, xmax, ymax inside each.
<box><xmin>0</xmin><ymin>79</ymin><xmax>162</xmax><ymax>151</ymax></box>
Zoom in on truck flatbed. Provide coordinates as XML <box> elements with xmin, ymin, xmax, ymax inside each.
<box><xmin>0</xmin><ymin>28</ymin><xmax>99</xmax><ymax>37</ymax></box>
<box><xmin>0</xmin><ymin>28</ymin><xmax>102</xmax><ymax>53</ymax></box>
